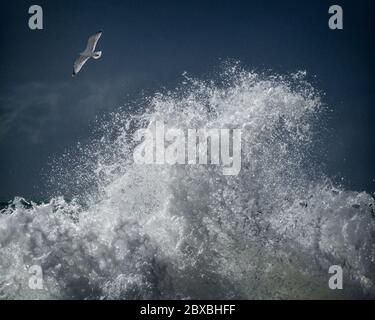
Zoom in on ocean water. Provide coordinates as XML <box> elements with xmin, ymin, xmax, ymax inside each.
<box><xmin>1</xmin><ymin>66</ymin><xmax>374</xmax><ymax>299</ymax></box>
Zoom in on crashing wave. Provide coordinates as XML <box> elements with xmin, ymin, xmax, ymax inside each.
<box><xmin>0</xmin><ymin>65</ymin><xmax>374</xmax><ymax>299</ymax></box>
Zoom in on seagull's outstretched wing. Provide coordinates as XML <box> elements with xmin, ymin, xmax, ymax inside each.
<box><xmin>72</xmin><ymin>54</ymin><xmax>90</xmax><ymax>77</ymax></box>
<box><xmin>84</xmin><ymin>31</ymin><xmax>102</xmax><ymax>53</ymax></box>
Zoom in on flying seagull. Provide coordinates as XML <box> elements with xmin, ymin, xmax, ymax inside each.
<box><xmin>72</xmin><ymin>31</ymin><xmax>103</xmax><ymax>77</ymax></box>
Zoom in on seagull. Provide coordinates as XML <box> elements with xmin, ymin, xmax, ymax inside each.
<box><xmin>72</xmin><ymin>31</ymin><xmax>103</xmax><ymax>77</ymax></box>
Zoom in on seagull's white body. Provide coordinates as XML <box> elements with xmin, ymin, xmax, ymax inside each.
<box><xmin>72</xmin><ymin>31</ymin><xmax>102</xmax><ymax>77</ymax></box>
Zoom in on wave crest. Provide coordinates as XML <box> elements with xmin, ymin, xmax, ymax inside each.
<box><xmin>1</xmin><ymin>66</ymin><xmax>374</xmax><ymax>299</ymax></box>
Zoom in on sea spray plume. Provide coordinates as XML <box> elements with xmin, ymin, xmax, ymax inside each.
<box><xmin>1</xmin><ymin>65</ymin><xmax>374</xmax><ymax>299</ymax></box>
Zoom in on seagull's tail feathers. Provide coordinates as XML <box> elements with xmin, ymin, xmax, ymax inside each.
<box><xmin>92</xmin><ymin>51</ymin><xmax>102</xmax><ymax>59</ymax></box>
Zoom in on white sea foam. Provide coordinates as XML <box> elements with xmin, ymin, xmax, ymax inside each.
<box><xmin>1</xmin><ymin>65</ymin><xmax>374</xmax><ymax>299</ymax></box>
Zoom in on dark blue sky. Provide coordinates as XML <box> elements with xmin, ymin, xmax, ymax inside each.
<box><xmin>0</xmin><ymin>0</ymin><xmax>374</xmax><ymax>200</ymax></box>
